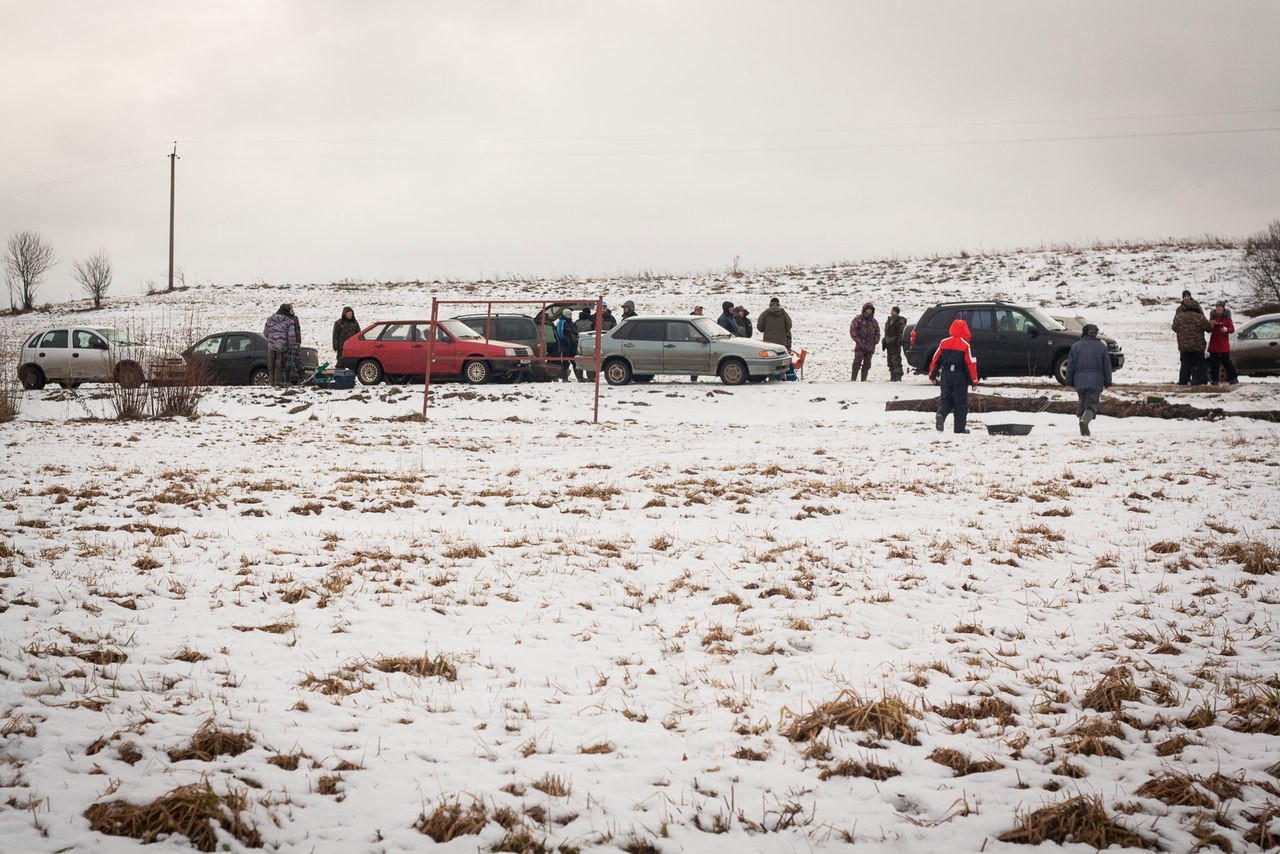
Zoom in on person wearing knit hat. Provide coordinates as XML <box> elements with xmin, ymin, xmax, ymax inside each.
<box><xmin>1172</xmin><ymin>290</ymin><xmax>1212</xmax><ymax>385</ymax></box>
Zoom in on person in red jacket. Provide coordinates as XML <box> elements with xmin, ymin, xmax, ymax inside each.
<box><xmin>928</xmin><ymin>318</ymin><xmax>979</xmax><ymax>433</ymax></box>
<box><xmin>1207</xmin><ymin>301</ymin><xmax>1238</xmax><ymax>385</ymax></box>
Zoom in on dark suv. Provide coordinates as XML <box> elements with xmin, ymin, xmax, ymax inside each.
<box><xmin>904</xmin><ymin>301</ymin><xmax>1124</xmax><ymax>385</ymax></box>
<box><xmin>453</xmin><ymin>313</ymin><xmax>561</xmax><ymax>381</ymax></box>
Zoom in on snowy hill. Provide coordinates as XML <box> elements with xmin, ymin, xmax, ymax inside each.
<box><xmin>2</xmin><ymin>242</ymin><xmax>1279</xmax><ymax>852</ymax></box>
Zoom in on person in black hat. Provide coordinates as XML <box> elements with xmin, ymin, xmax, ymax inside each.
<box><xmin>1065</xmin><ymin>322</ymin><xmax>1112</xmax><ymax>436</ymax></box>
<box><xmin>757</xmin><ymin>297</ymin><xmax>792</xmax><ymax>349</ymax></box>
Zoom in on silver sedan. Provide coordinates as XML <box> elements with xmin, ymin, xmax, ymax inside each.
<box><xmin>578</xmin><ymin>316</ymin><xmax>792</xmax><ymax>385</ymax></box>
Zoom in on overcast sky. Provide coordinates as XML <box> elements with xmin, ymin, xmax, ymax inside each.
<box><xmin>3</xmin><ymin>1</ymin><xmax>1278</xmax><ymax>303</ymax></box>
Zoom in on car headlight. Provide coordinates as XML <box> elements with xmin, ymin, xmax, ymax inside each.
<box><xmin>759</xmin><ymin>350</ymin><xmax>773</xmax><ymax>357</ymax></box>
<box><xmin>504</xmin><ymin>347</ymin><xmax>518</xmax><ymax>357</ymax></box>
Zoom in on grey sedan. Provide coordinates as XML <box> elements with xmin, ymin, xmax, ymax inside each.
<box><xmin>579</xmin><ymin>316</ymin><xmax>791</xmax><ymax>385</ymax></box>
<box><xmin>1234</xmin><ymin>313</ymin><xmax>1280</xmax><ymax>376</ymax></box>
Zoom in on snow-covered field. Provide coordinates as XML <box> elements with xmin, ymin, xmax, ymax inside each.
<box><xmin>2</xmin><ymin>245</ymin><xmax>1279</xmax><ymax>852</ymax></box>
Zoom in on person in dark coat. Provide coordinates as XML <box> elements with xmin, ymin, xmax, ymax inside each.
<box><xmin>555</xmin><ymin>308</ymin><xmax>579</xmax><ymax>382</ymax></box>
<box><xmin>1207</xmin><ymin>301</ymin><xmax>1238</xmax><ymax>385</ymax></box>
<box><xmin>882</xmin><ymin>306</ymin><xmax>907</xmax><ymax>382</ymax></box>
<box><xmin>263</xmin><ymin>304</ymin><xmax>298</xmax><ymax>387</ymax></box>
<box><xmin>621</xmin><ymin>300</ymin><xmax>637</xmax><ymax>321</ymax></box>
<box><xmin>599</xmin><ymin>303</ymin><xmax>617</xmax><ymax>331</ymax></box>
<box><xmin>1064</xmin><ymin>323</ymin><xmax>1113</xmax><ymax>436</ymax></box>
<box><xmin>332</xmin><ymin>307</ymin><xmax>360</xmax><ymax>364</ymax></box>
<box><xmin>1172</xmin><ymin>289</ymin><xmax>1212</xmax><ymax>385</ymax></box>
<box><xmin>733</xmin><ymin>305</ymin><xmax>752</xmax><ymax>337</ymax></box>
<box><xmin>716</xmin><ymin>300</ymin><xmax>736</xmax><ymax>334</ymax></box>
<box><xmin>928</xmin><ymin>318</ymin><xmax>979</xmax><ymax>433</ymax></box>
<box><xmin>757</xmin><ymin>297</ymin><xmax>792</xmax><ymax>349</ymax></box>
<box><xmin>849</xmin><ymin>302</ymin><xmax>881</xmax><ymax>381</ymax></box>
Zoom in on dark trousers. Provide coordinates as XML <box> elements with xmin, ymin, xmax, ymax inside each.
<box><xmin>268</xmin><ymin>349</ymin><xmax>287</xmax><ymax>386</ymax></box>
<box><xmin>1207</xmin><ymin>351</ymin><xmax>1237</xmax><ymax>384</ymax></box>
<box><xmin>937</xmin><ymin>377</ymin><xmax>970</xmax><ymax>432</ymax></box>
<box><xmin>1076</xmin><ymin>388</ymin><xmax>1101</xmax><ymax>418</ymax></box>
<box><xmin>851</xmin><ymin>348</ymin><xmax>873</xmax><ymax>381</ymax></box>
<box><xmin>1178</xmin><ymin>351</ymin><xmax>1208</xmax><ymax>385</ymax></box>
<box><xmin>886</xmin><ymin>344</ymin><xmax>903</xmax><ymax>380</ymax></box>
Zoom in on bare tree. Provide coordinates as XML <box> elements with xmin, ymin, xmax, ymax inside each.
<box><xmin>1242</xmin><ymin>219</ymin><xmax>1280</xmax><ymax>306</ymax></box>
<box><xmin>72</xmin><ymin>249</ymin><xmax>113</xmax><ymax>309</ymax></box>
<box><xmin>4</xmin><ymin>230</ymin><xmax>58</xmax><ymax>311</ymax></box>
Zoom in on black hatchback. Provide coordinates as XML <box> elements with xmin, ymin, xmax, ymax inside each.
<box><xmin>185</xmin><ymin>331</ymin><xmax>319</xmax><ymax>385</ymax></box>
<box><xmin>453</xmin><ymin>313</ymin><xmax>564</xmax><ymax>381</ymax></box>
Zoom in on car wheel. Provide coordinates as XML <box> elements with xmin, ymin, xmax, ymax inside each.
<box><xmin>604</xmin><ymin>359</ymin><xmax>632</xmax><ymax>386</ymax></box>
<box><xmin>1052</xmin><ymin>353</ymin><xmax>1070</xmax><ymax>386</ymax></box>
<box><xmin>718</xmin><ymin>359</ymin><xmax>748</xmax><ymax>386</ymax></box>
<box><xmin>462</xmin><ymin>360</ymin><xmax>490</xmax><ymax>384</ymax></box>
<box><xmin>116</xmin><ymin>363</ymin><xmax>144</xmax><ymax>389</ymax></box>
<box><xmin>250</xmin><ymin>366</ymin><xmax>271</xmax><ymax>386</ymax></box>
<box><xmin>58</xmin><ymin>381</ymin><xmax>82</xmax><ymax>390</ymax></box>
<box><xmin>356</xmin><ymin>359</ymin><xmax>384</xmax><ymax>385</ymax></box>
<box><xmin>19</xmin><ymin>365</ymin><xmax>46</xmax><ymax>390</ymax></box>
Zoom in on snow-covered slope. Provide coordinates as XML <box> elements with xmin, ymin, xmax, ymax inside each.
<box><xmin>2</xmin><ymin>244</ymin><xmax>1278</xmax><ymax>852</ymax></box>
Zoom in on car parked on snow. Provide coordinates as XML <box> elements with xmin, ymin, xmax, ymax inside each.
<box><xmin>578</xmin><ymin>315</ymin><xmax>791</xmax><ymax>385</ymax></box>
<box><xmin>453</xmin><ymin>313</ymin><xmax>563</xmax><ymax>382</ymax></box>
<box><xmin>904</xmin><ymin>300</ymin><xmax>1124</xmax><ymax>385</ymax></box>
<box><xmin>184</xmin><ymin>331</ymin><xmax>319</xmax><ymax>385</ymax></box>
<box><xmin>1233</xmin><ymin>312</ymin><xmax>1280</xmax><ymax>376</ymax></box>
<box><xmin>1050</xmin><ymin>314</ymin><xmax>1126</xmax><ymax>373</ymax></box>
<box><xmin>338</xmin><ymin>319</ymin><xmax>532</xmax><ymax>385</ymax></box>
<box><xmin>17</xmin><ymin>326</ymin><xmax>185</xmax><ymax>390</ymax></box>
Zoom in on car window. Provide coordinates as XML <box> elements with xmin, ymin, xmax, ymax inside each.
<box><xmin>39</xmin><ymin>330</ymin><xmax>68</xmax><ymax>348</ymax></box>
<box><xmin>497</xmin><ymin>318</ymin><xmax>531</xmax><ymax>342</ymax></box>
<box><xmin>360</xmin><ymin>324</ymin><xmax>387</xmax><ymax>341</ymax></box>
<box><xmin>457</xmin><ymin>317</ymin><xmax>486</xmax><ymax>336</ymax></box>
<box><xmin>666</xmin><ymin>321</ymin><xmax>706</xmax><ymax>343</ymax></box>
<box><xmin>1025</xmin><ymin>308</ymin><xmax>1066</xmax><ymax>331</ymax></box>
<box><xmin>225</xmin><ymin>335</ymin><xmax>253</xmax><ymax>353</ymax></box>
<box><xmin>995</xmin><ymin>310</ymin><xmax>1033</xmax><ymax>333</ymax></box>
<box><xmin>193</xmin><ymin>336</ymin><xmax>223</xmax><ymax>355</ymax></box>
<box><xmin>626</xmin><ymin>321</ymin><xmax>665</xmax><ymax>342</ymax></box>
<box><xmin>381</xmin><ymin>323</ymin><xmax>414</xmax><ymax>342</ymax></box>
<box><xmin>955</xmin><ymin>309</ymin><xmax>994</xmax><ymax>331</ymax></box>
<box><xmin>923</xmin><ymin>310</ymin><xmax>952</xmax><ymax>330</ymax></box>
<box><xmin>692</xmin><ymin>317</ymin><xmax>730</xmax><ymax>339</ymax></box>
<box><xmin>73</xmin><ymin>330</ymin><xmax>109</xmax><ymax>349</ymax></box>
<box><xmin>1246</xmin><ymin>320</ymin><xmax>1280</xmax><ymax>340</ymax></box>
<box><xmin>99</xmin><ymin>328</ymin><xmax>144</xmax><ymax>346</ymax></box>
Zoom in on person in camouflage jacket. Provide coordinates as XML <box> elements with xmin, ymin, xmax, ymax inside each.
<box><xmin>849</xmin><ymin>302</ymin><xmax>881</xmax><ymax>381</ymax></box>
<box><xmin>1172</xmin><ymin>290</ymin><xmax>1211</xmax><ymax>385</ymax></box>
<box><xmin>882</xmin><ymin>306</ymin><xmax>907</xmax><ymax>381</ymax></box>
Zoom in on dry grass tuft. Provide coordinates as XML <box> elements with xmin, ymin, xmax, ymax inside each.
<box><xmin>491</xmin><ymin>827</ymin><xmax>550</xmax><ymax>853</ymax></box>
<box><xmin>1217</xmin><ymin>540</ymin><xmax>1279</xmax><ymax>575</ymax></box>
<box><xmin>1135</xmin><ymin>772</ymin><xmax>1213</xmax><ymax>807</ymax></box>
<box><xmin>173</xmin><ymin>646</ymin><xmax>209</xmax><ymax>663</ymax></box>
<box><xmin>927</xmin><ymin>748</ymin><xmax>1004</xmax><ymax>776</ymax></box>
<box><xmin>266</xmin><ymin>752</ymin><xmax>303</xmax><ymax>771</ymax></box>
<box><xmin>781</xmin><ymin>690</ymin><xmax>919</xmax><ymax>745</ymax></box>
<box><xmin>231</xmin><ymin>620</ymin><xmax>296</xmax><ymax>634</ymax></box>
<box><xmin>167</xmin><ymin>720</ymin><xmax>255</xmax><ymax>762</ymax></box>
<box><xmin>299</xmin><ymin>668</ymin><xmax>372</xmax><ymax>697</ymax></box>
<box><xmin>1062</xmin><ymin>715</ymin><xmax>1124</xmax><ymax>758</ymax></box>
<box><xmin>936</xmin><ymin>696</ymin><xmax>1017</xmax><ymax>726</ymax></box>
<box><xmin>84</xmin><ymin>781</ymin><xmax>262</xmax><ymax>851</ymax></box>
<box><xmin>578</xmin><ymin>741</ymin><xmax>614</xmax><ymax>755</ymax></box>
<box><xmin>530</xmin><ymin>773</ymin><xmax>572</xmax><ymax>798</ymax></box>
<box><xmin>1245</xmin><ymin>804</ymin><xmax>1280</xmax><ymax>848</ymax></box>
<box><xmin>371</xmin><ymin>653</ymin><xmax>458</xmax><ymax>681</ymax></box>
<box><xmin>413</xmin><ymin>797</ymin><xmax>487</xmax><ymax>842</ymax></box>
<box><xmin>442</xmin><ymin>543</ymin><xmax>487</xmax><ymax>560</ymax></box>
<box><xmin>997</xmin><ymin>794</ymin><xmax>1157</xmax><ymax>849</ymax></box>
<box><xmin>817</xmin><ymin>758</ymin><xmax>900</xmax><ymax>781</ymax></box>
<box><xmin>1225</xmin><ymin>684</ymin><xmax>1280</xmax><ymax>734</ymax></box>
<box><xmin>1081</xmin><ymin>666</ymin><xmax>1141</xmax><ymax>713</ymax></box>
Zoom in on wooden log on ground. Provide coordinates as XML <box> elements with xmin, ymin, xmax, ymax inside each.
<box><xmin>884</xmin><ymin>392</ymin><xmax>1280</xmax><ymax>423</ymax></box>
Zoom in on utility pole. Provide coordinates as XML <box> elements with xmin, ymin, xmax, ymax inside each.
<box><xmin>168</xmin><ymin>141</ymin><xmax>179</xmax><ymax>292</ymax></box>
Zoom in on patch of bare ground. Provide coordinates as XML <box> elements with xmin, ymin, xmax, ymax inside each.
<box><xmin>84</xmin><ymin>782</ymin><xmax>262</xmax><ymax>851</ymax></box>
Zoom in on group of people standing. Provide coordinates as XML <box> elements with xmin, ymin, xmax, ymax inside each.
<box><xmin>848</xmin><ymin>303</ymin><xmax>907</xmax><ymax>382</ymax></box>
<box><xmin>1173</xmin><ymin>290</ymin><xmax>1237</xmax><ymax>385</ymax></box>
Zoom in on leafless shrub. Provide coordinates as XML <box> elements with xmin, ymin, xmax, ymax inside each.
<box><xmin>4</xmin><ymin>230</ymin><xmax>57</xmax><ymax>311</ymax></box>
<box><xmin>0</xmin><ymin>348</ymin><xmax>22</xmax><ymax>422</ymax></box>
<box><xmin>72</xmin><ymin>249</ymin><xmax>112</xmax><ymax>309</ymax></box>
<box><xmin>1241</xmin><ymin>219</ymin><xmax>1280</xmax><ymax>305</ymax></box>
<box><xmin>84</xmin><ymin>781</ymin><xmax>262</xmax><ymax>851</ymax></box>
<box><xmin>998</xmin><ymin>794</ymin><xmax>1157</xmax><ymax>849</ymax></box>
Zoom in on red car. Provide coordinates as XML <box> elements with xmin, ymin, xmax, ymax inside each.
<box><xmin>339</xmin><ymin>319</ymin><xmax>532</xmax><ymax>385</ymax></box>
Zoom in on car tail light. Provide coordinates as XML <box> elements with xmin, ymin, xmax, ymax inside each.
<box><xmin>909</xmin><ymin>329</ymin><xmax>917</xmax><ymax>346</ymax></box>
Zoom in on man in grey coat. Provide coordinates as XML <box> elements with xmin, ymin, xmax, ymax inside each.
<box><xmin>1064</xmin><ymin>323</ymin><xmax>1112</xmax><ymax>436</ymax></box>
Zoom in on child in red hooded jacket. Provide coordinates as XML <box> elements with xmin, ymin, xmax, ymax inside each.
<box><xmin>928</xmin><ymin>319</ymin><xmax>980</xmax><ymax>433</ymax></box>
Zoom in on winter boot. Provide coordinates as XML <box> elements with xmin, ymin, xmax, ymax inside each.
<box><xmin>935</xmin><ymin>413</ymin><xmax>945</xmax><ymax>432</ymax></box>
<box><xmin>1079</xmin><ymin>409</ymin><xmax>1095</xmax><ymax>436</ymax></box>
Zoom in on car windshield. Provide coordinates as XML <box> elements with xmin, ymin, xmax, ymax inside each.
<box><xmin>692</xmin><ymin>317</ymin><xmax>731</xmax><ymax>339</ymax></box>
<box><xmin>97</xmin><ymin>328</ymin><xmax>145</xmax><ymax>346</ymax></box>
<box><xmin>438</xmin><ymin>319</ymin><xmax>481</xmax><ymax>340</ymax></box>
<box><xmin>1025</xmin><ymin>309</ymin><xmax>1066</xmax><ymax>332</ymax></box>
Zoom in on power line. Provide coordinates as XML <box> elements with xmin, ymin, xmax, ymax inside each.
<box><xmin>0</xmin><ymin>158</ymin><xmax>158</xmax><ymax>199</ymax></box>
